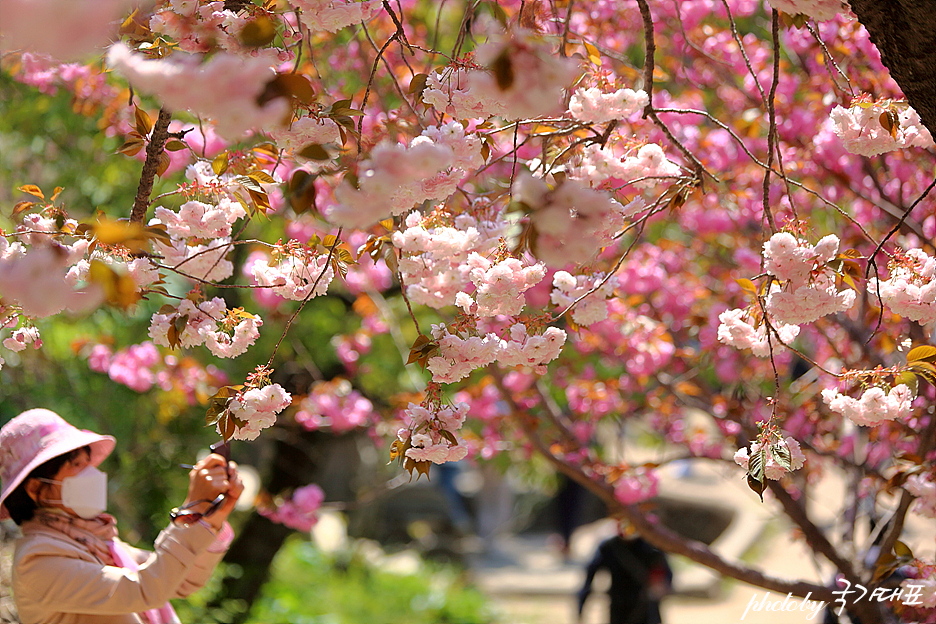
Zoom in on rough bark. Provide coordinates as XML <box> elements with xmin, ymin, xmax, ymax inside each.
<box><xmin>130</xmin><ymin>108</ymin><xmax>172</xmax><ymax>224</ymax></box>
<box><xmin>848</xmin><ymin>0</ymin><xmax>936</xmax><ymax>139</ymax></box>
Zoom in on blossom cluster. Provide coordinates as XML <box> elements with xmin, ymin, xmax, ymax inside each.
<box><xmin>149</xmin><ymin>0</ymin><xmax>259</xmax><ymax>56</ymax></box>
<box><xmin>85</xmin><ymin>340</ymin><xmax>229</xmax><ymax>401</ymax></box>
<box><xmin>734</xmin><ymin>436</ymin><xmax>806</xmax><ymax>480</ymax></box>
<box><xmin>550</xmin><ymin>271</ymin><xmax>618</xmax><ymax>326</ymax></box>
<box><xmin>761</xmin><ymin>232</ymin><xmax>855</xmax><ymax>325</ymax></box>
<box><xmin>269</xmin><ymin>116</ymin><xmax>342</xmax><ymax>153</ymax></box>
<box><xmin>426</xmin><ymin>324</ymin><xmax>500</xmax><ymax>383</ymax></box>
<box><xmin>294</xmin><ymin>378</ymin><xmax>378</xmax><ymax>433</ymax></box>
<box><xmin>292</xmin><ymin>0</ymin><xmax>382</xmax><ymax>33</ymax></box>
<box><xmin>327</xmin><ymin>122</ymin><xmax>484</xmax><ymax>228</ymax></box>
<box><xmin>153</xmin><ymin>198</ymin><xmax>247</xmax><ymax>240</ymax></box>
<box><xmin>249</xmin><ymin>245</ymin><xmax>335</xmax><ymax>301</ymax></box>
<box><xmin>0</xmin><ymin>229</ymin><xmax>103</xmax><ymax>318</ymax></box>
<box><xmin>422</xmin><ymin>68</ymin><xmax>508</xmax><ymax>120</ymax></box>
<box><xmin>573</xmin><ymin>143</ymin><xmax>682</xmax><ymax>189</ymax></box>
<box><xmin>513</xmin><ymin>173</ymin><xmax>634</xmax><ymax>267</ymax></box>
<box><xmin>148</xmin><ymin>296</ymin><xmax>262</xmax><ymax>358</ymax></box>
<box><xmin>427</xmin><ymin>310</ymin><xmax>566</xmax><ymax>383</ymax></box>
<box><xmin>821</xmin><ymin>383</ymin><xmax>915</xmax><ymax>427</ymax></box>
<box><xmin>226</xmin><ymin>382</ymin><xmax>292</xmax><ymax>441</ymax></box>
<box><xmin>2</xmin><ymin>325</ymin><xmax>42</xmax><ymax>353</ymax></box>
<box><xmin>0</xmin><ymin>0</ymin><xmax>135</xmax><ymax>61</ymax></box>
<box><xmin>397</xmin><ymin>401</ymin><xmax>470</xmax><ymax>465</ymax></box>
<box><xmin>461</xmin><ymin>253</ymin><xmax>545</xmax><ymax>317</ymax></box>
<box><xmin>716</xmin><ymin>307</ymin><xmax>800</xmax><ymax>357</ymax></box>
<box><xmin>87</xmin><ymin>341</ymin><xmax>160</xmax><ymax>392</ymax></box>
<box><xmin>830</xmin><ymin>99</ymin><xmax>934</xmax><ymax>157</ymax></box>
<box><xmin>496</xmin><ymin>323</ymin><xmax>567</xmax><ymax>374</ymax></box>
<box><xmin>905</xmin><ymin>473</ymin><xmax>936</xmax><ymax>519</ymax></box>
<box><xmin>614</xmin><ymin>467</ymin><xmax>659</xmax><ymax>505</ymax></box>
<box><xmin>568</xmin><ymin>87</ymin><xmax>649</xmax><ymax>124</ymax></box>
<box><xmin>106</xmin><ymin>43</ymin><xmax>289</xmax><ymax>139</ymax></box>
<box><xmin>870</xmin><ymin>249</ymin><xmax>936</xmax><ymax>325</ymax></box>
<box><xmin>392</xmin><ymin>208</ymin><xmax>507</xmax><ymax>308</ymax></box>
<box><xmin>426</xmin><ymin>319</ymin><xmax>567</xmax><ymax>382</ymax></box>
<box><xmin>467</xmin><ymin>28</ymin><xmax>580</xmax><ymax>121</ymax></box>
<box><xmin>259</xmin><ymin>483</ymin><xmax>325</xmax><ymax>533</ymax></box>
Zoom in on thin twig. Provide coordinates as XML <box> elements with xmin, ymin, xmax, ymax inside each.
<box><xmin>864</xmin><ymin>175</ymin><xmax>936</xmax><ymax>278</ymax></box>
<box><xmin>760</xmin><ymin>10</ymin><xmax>780</xmax><ymax>234</ymax></box>
<box><xmin>266</xmin><ymin>229</ymin><xmax>343</xmax><ymax>366</ymax></box>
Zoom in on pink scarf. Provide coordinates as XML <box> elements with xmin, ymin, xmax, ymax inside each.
<box><xmin>34</xmin><ymin>509</ymin><xmax>181</xmax><ymax>624</ymax></box>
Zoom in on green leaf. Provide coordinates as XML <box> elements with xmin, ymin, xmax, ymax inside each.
<box><xmin>240</xmin><ymin>16</ymin><xmax>277</xmax><ymax>47</ymax></box>
<box><xmin>770</xmin><ymin>443</ymin><xmax>792</xmax><ymax>470</ymax></box>
<box><xmin>583</xmin><ymin>40</ymin><xmax>601</xmax><ymax>66</ymax></box>
<box><xmin>746</xmin><ymin>473</ymin><xmax>766</xmax><ymax>503</ymax></box>
<box><xmin>134</xmin><ymin>106</ymin><xmax>153</xmax><ymax>137</ymax></box>
<box><xmin>894</xmin><ymin>371</ymin><xmax>919</xmax><ymax>394</ymax></box>
<box><xmin>297</xmin><ymin>143</ymin><xmax>331</xmax><ymax>161</ymax></box>
<box><xmin>257</xmin><ymin>73</ymin><xmax>316</xmax><ymax>107</ymax></box>
<box><xmin>894</xmin><ymin>540</ymin><xmax>914</xmax><ymax>559</ymax></box>
<box><xmin>116</xmin><ymin>138</ymin><xmax>145</xmax><ymax>157</ymax></box>
<box><xmin>907</xmin><ymin>345</ymin><xmax>936</xmax><ymax>363</ymax></box>
<box><xmin>486</xmin><ymin>0</ymin><xmax>508</xmax><ymax>25</ymax></box>
<box><xmin>908</xmin><ymin>361</ymin><xmax>936</xmax><ymax>386</ymax></box>
<box><xmin>490</xmin><ymin>50</ymin><xmax>514</xmax><ymax>90</ymax></box>
<box><xmin>18</xmin><ymin>184</ymin><xmax>44</xmax><ymax>199</ymax></box>
<box><xmin>408</xmin><ymin>73</ymin><xmax>428</xmax><ymax>99</ymax></box>
<box><xmin>248</xmin><ymin>170</ymin><xmax>277</xmax><ymax>184</ymax></box>
<box><xmin>747</xmin><ymin>446</ymin><xmax>767</xmax><ymax>502</ymax></box>
<box><xmin>212</xmin><ymin>152</ymin><xmax>230</xmax><ymax>176</ymax></box>
<box><xmin>735</xmin><ymin>278</ymin><xmax>757</xmax><ymax>295</ymax></box>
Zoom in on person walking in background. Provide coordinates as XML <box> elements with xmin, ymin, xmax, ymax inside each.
<box><xmin>577</xmin><ymin>531</ymin><xmax>673</xmax><ymax>624</ymax></box>
<box><xmin>1</xmin><ymin>408</ymin><xmax>244</xmax><ymax>624</ymax></box>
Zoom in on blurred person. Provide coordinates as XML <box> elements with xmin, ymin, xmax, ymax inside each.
<box><xmin>577</xmin><ymin>530</ymin><xmax>672</xmax><ymax>624</ymax></box>
<box><xmin>1</xmin><ymin>408</ymin><xmax>244</xmax><ymax>624</ymax></box>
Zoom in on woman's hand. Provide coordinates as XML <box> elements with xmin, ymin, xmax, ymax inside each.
<box><xmin>182</xmin><ymin>453</ymin><xmax>244</xmax><ymax>531</ymax></box>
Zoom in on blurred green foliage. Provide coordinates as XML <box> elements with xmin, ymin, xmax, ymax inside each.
<box><xmin>241</xmin><ymin>537</ymin><xmax>494</xmax><ymax>624</ymax></box>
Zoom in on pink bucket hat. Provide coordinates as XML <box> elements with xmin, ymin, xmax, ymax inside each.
<box><xmin>0</xmin><ymin>408</ymin><xmax>115</xmax><ymax>520</ymax></box>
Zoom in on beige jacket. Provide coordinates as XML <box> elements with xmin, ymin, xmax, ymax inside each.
<box><xmin>12</xmin><ymin>519</ymin><xmax>230</xmax><ymax>624</ymax></box>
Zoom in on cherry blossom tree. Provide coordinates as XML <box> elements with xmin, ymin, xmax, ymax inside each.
<box><xmin>2</xmin><ymin>1</ymin><xmax>936</xmax><ymax>622</ymax></box>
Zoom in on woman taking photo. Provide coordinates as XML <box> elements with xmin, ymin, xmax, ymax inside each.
<box><xmin>0</xmin><ymin>408</ymin><xmax>244</xmax><ymax>624</ymax></box>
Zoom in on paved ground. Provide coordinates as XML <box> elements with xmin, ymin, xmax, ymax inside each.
<box><xmin>464</xmin><ymin>459</ymin><xmax>934</xmax><ymax>624</ymax></box>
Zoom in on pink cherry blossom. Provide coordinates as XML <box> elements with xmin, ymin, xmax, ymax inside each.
<box><xmin>734</xmin><ymin>436</ymin><xmax>806</xmax><ymax>480</ymax></box>
<box><xmin>870</xmin><ymin>249</ymin><xmax>936</xmax><ymax>325</ymax></box>
<box><xmin>106</xmin><ymin>43</ymin><xmax>290</xmax><ymax>139</ymax></box>
<box><xmin>904</xmin><ymin>474</ymin><xmax>936</xmax><ymax>519</ymax></box>
<box><xmin>226</xmin><ymin>383</ymin><xmax>292</xmax><ymax>441</ymax></box>
<box><xmin>292</xmin><ymin>0</ymin><xmax>382</xmax><ymax>33</ymax></box>
<box><xmin>0</xmin><ymin>0</ymin><xmax>136</xmax><ymax>61</ymax></box>
<box><xmin>821</xmin><ymin>384</ymin><xmax>915</xmax><ymax>427</ymax></box>
<box><xmin>550</xmin><ymin>271</ymin><xmax>617</xmax><ymax>326</ymax></box>
<box><xmin>569</xmin><ymin>87</ymin><xmax>648</xmax><ymax>124</ymax></box>
<box><xmin>717</xmin><ymin>308</ymin><xmax>801</xmax><ymax>357</ymax></box>
<box><xmin>613</xmin><ymin>467</ymin><xmax>659</xmax><ymax>505</ymax></box>
<box><xmin>260</xmin><ymin>483</ymin><xmax>325</xmax><ymax>532</ymax></box>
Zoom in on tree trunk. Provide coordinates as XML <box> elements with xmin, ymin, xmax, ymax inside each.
<box><xmin>849</xmin><ymin>0</ymin><xmax>936</xmax><ymax>138</ymax></box>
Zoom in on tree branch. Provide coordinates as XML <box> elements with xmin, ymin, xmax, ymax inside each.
<box><xmin>490</xmin><ymin>372</ymin><xmax>838</xmax><ymax>602</ymax></box>
<box><xmin>130</xmin><ymin>108</ymin><xmax>172</xmax><ymax>224</ymax></box>
<box><xmin>848</xmin><ymin>0</ymin><xmax>936</xmax><ymax>138</ymax></box>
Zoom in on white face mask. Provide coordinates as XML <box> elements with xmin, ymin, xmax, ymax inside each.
<box><xmin>40</xmin><ymin>465</ymin><xmax>108</xmax><ymax>519</ymax></box>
